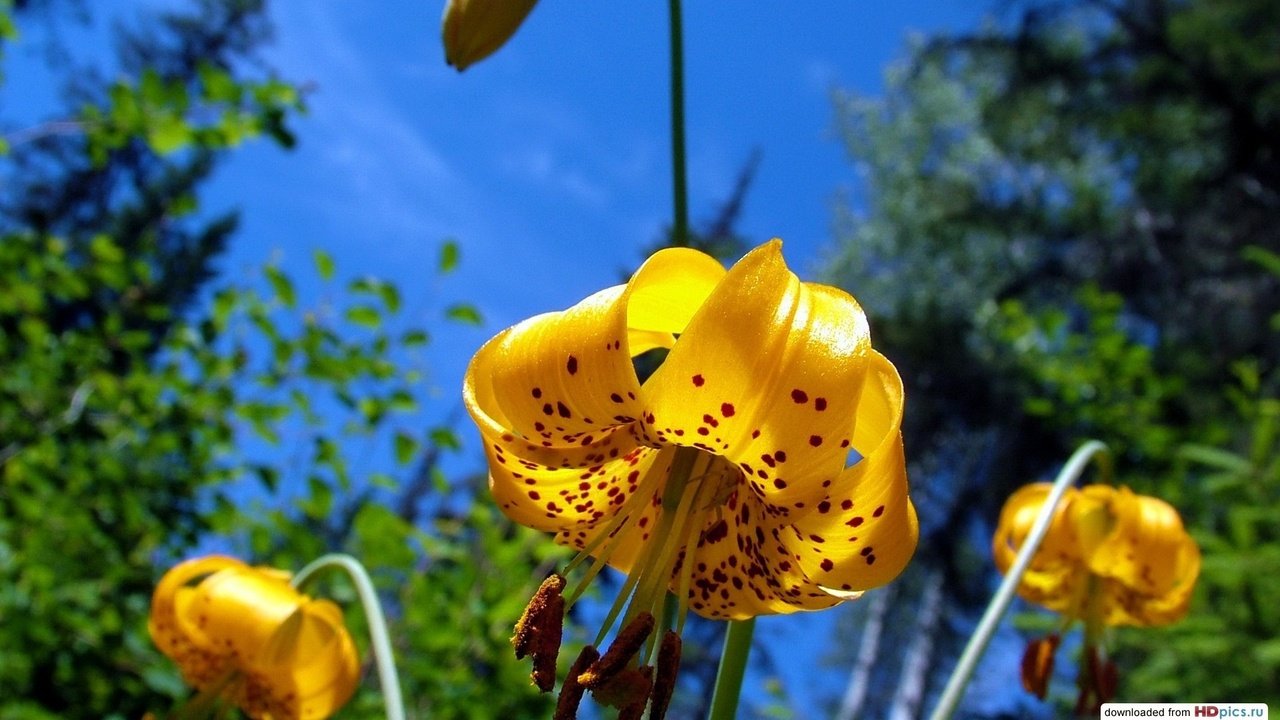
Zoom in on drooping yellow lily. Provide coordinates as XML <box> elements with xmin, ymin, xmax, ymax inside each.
<box><xmin>442</xmin><ymin>0</ymin><xmax>539</xmax><ymax>71</ymax></box>
<box><xmin>994</xmin><ymin>483</ymin><xmax>1199</xmax><ymax>628</ymax></box>
<box><xmin>149</xmin><ymin>555</ymin><xmax>360</xmax><ymax>720</ymax></box>
<box><xmin>992</xmin><ymin>483</ymin><xmax>1199</xmax><ymax>710</ymax></box>
<box><xmin>464</xmin><ymin>239</ymin><xmax>916</xmax><ymax>715</ymax></box>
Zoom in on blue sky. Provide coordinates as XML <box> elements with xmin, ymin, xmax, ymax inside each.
<box><xmin>209</xmin><ymin>2</ymin><xmax>994</xmax><ymax>713</ymax></box>
<box><xmin>9</xmin><ymin>1</ymin><xmax>1028</xmax><ymax>714</ymax></box>
<box><xmin>199</xmin><ymin>0</ymin><xmax>991</xmax><ymax>422</ymax></box>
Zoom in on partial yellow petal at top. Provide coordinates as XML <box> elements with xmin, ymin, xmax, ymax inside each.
<box><xmin>626</xmin><ymin>246</ymin><xmax>726</xmax><ymax>336</ymax></box>
<box><xmin>641</xmin><ymin>240</ymin><xmax>872</xmax><ymax>511</ymax></box>
<box><xmin>442</xmin><ymin>0</ymin><xmax>539</xmax><ymax>71</ymax></box>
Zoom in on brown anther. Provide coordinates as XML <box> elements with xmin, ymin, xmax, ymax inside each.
<box><xmin>1075</xmin><ymin>643</ymin><xmax>1116</xmax><ymax>716</ymax></box>
<box><xmin>1019</xmin><ymin>633</ymin><xmax>1059</xmax><ymax>699</ymax></box>
<box><xmin>649</xmin><ymin>631</ymin><xmax>683</xmax><ymax>720</ymax></box>
<box><xmin>511</xmin><ymin>573</ymin><xmax>565</xmax><ymax>692</ymax></box>
<box><xmin>553</xmin><ymin>645</ymin><xmax>600</xmax><ymax>720</ymax></box>
<box><xmin>592</xmin><ymin>665</ymin><xmax>653</xmax><ymax>714</ymax></box>
<box><xmin>578</xmin><ymin>612</ymin><xmax>655</xmax><ymax>689</ymax></box>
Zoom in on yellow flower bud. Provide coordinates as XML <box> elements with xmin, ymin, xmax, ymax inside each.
<box><xmin>442</xmin><ymin>0</ymin><xmax>539</xmax><ymax>71</ymax></box>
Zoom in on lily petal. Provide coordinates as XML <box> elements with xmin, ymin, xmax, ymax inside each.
<box><xmin>992</xmin><ymin>483</ymin><xmax>1087</xmax><ymax>614</ymax></box>
<box><xmin>256</xmin><ymin>600</ymin><xmax>361</xmax><ymax>719</ymax></box>
<box><xmin>782</xmin><ymin>351</ymin><xmax>917</xmax><ymax>594</ymax></box>
<box><xmin>642</xmin><ymin>240</ymin><xmax>872</xmax><ymax>512</ymax></box>
<box><xmin>1087</xmin><ymin>487</ymin><xmax>1200</xmax><ymax>626</ymax></box>
<box><xmin>464</xmin><ymin>248</ymin><xmax>725</xmax><ymax>536</ymax></box>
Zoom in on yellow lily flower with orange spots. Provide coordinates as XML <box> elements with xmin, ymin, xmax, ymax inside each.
<box><xmin>464</xmin><ymin>239</ymin><xmax>916</xmax><ymax>717</ymax></box>
<box><xmin>993</xmin><ymin>483</ymin><xmax>1199</xmax><ymax>712</ymax></box>
<box><xmin>149</xmin><ymin>555</ymin><xmax>360</xmax><ymax>720</ymax></box>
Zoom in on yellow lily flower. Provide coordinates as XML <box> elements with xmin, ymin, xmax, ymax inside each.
<box><xmin>993</xmin><ymin>483</ymin><xmax>1199</xmax><ymax>627</ymax></box>
<box><xmin>464</xmin><ymin>239</ymin><xmax>916</xmax><ymax>714</ymax></box>
<box><xmin>149</xmin><ymin>555</ymin><xmax>360</xmax><ymax>720</ymax></box>
<box><xmin>442</xmin><ymin>0</ymin><xmax>539</xmax><ymax>71</ymax></box>
<box><xmin>992</xmin><ymin>483</ymin><xmax>1199</xmax><ymax>710</ymax></box>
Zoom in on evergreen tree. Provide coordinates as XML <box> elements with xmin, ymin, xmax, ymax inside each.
<box><xmin>823</xmin><ymin>0</ymin><xmax>1279</xmax><ymax>713</ymax></box>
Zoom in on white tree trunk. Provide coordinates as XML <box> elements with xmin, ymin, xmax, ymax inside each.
<box><xmin>835</xmin><ymin>584</ymin><xmax>894</xmax><ymax>720</ymax></box>
<box><xmin>888</xmin><ymin>568</ymin><xmax>945</xmax><ymax>720</ymax></box>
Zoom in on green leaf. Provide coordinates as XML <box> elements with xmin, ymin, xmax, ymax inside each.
<box><xmin>430</xmin><ymin>427</ymin><xmax>462</xmax><ymax>451</ymax></box>
<box><xmin>1242</xmin><ymin>245</ymin><xmax>1280</xmax><ymax>277</ymax></box>
<box><xmin>313</xmin><ymin>249</ymin><xmax>336</xmax><ymax>281</ymax></box>
<box><xmin>345</xmin><ymin>305</ymin><xmax>382</xmax><ymax>329</ymax></box>
<box><xmin>147</xmin><ymin>114</ymin><xmax>190</xmax><ymax>154</ymax></box>
<box><xmin>401</xmin><ymin>329</ymin><xmax>430</xmax><ymax>347</ymax></box>
<box><xmin>377</xmin><ymin>282</ymin><xmax>401</xmax><ymax>313</ymax></box>
<box><xmin>89</xmin><ymin>235</ymin><xmax>124</xmax><ymax>263</ymax></box>
<box><xmin>394</xmin><ymin>431</ymin><xmax>418</xmax><ymax>465</ymax></box>
<box><xmin>439</xmin><ymin>239</ymin><xmax>461</xmax><ymax>273</ymax></box>
<box><xmin>264</xmin><ymin>265</ymin><xmax>296</xmax><ymax>308</ymax></box>
<box><xmin>1178</xmin><ymin>444</ymin><xmax>1252</xmax><ymax>474</ymax></box>
<box><xmin>445</xmin><ymin>303</ymin><xmax>483</xmax><ymax>326</ymax></box>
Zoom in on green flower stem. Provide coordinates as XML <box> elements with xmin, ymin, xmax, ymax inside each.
<box><xmin>292</xmin><ymin>553</ymin><xmax>406</xmax><ymax>720</ymax></box>
<box><xmin>708</xmin><ymin>617</ymin><xmax>756</xmax><ymax>720</ymax></box>
<box><xmin>668</xmin><ymin>0</ymin><xmax>689</xmax><ymax>247</ymax></box>
<box><xmin>927</xmin><ymin>440</ymin><xmax>1112</xmax><ymax>720</ymax></box>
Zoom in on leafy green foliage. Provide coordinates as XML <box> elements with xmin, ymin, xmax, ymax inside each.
<box><xmin>1</xmin><ymin>2</ymin><xmax>567</xmax><ymax>718</ymax></box>
<box><xmin>823</xmin><ymin>0</ymin><xmax>1280</xmax><ymax>712</ymax></box>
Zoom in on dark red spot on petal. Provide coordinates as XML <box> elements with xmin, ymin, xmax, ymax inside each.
<box><xmin>773</xmin><ymin>479</ymin><xmax>787</xmax><ymax>489</ymax></box>
<box><xmin>531</xmin><ymin>387</ymin><xmax>542</xmax><ymax>398</ymax></box>
<box><xmin>817</xmin><ymin>501</ymin><xmax>831</xmax><ymax>513</ymax></box>
<box><xmin>814</xmin><ymin>397</ymin><xmax>827</xmax><ymax>411</ymax></box>
<box><xmin>848</xmin><ymin>516</ymin><xmax>865</xmax><ymax>527</ymax></box>
<box><xmin>820</xmin><ymin>558</ymin><xmax>834</xmax><ymax>572</ymax></box>
<box><xmin>692</xmin><ymin>374</ymin><xmax>705</xmax><ymax>387</ymax></box>
<box><xmin>567</xmin><ymin>355</ymin><xmax>578</xmax><ymax>375</ymax></box>
<box><xmin>873</xmin><ymin>505</ymin><xmax>885</xmax><ymax>518</ymax></box>
<box><xmin>809</xmin><ymin>435</ymin><xmax>823</xmax><ymax>447</ymax></box>
<box><xmin>841</xmin><ymin>499</ymin><xmax>853</xmax><ymax>510</ymax></box>
<box><xmin>721</xmin><ymin>402</ymin><xmax>735</xmax><ymax>417</ymax></box>
<box><xmin>610</xmin><ymin>393</ymin><xmax>623</xmax><ymax>403</ymax></box>
<box><xmin>791</xmin><ymin>389</ymin><xmax>808</xmax><ymax>403</ymax></box>
<box><xmin>556</xmin><ymin>402</ymin><xmax>572</xmax><ymax>418</ymax></box>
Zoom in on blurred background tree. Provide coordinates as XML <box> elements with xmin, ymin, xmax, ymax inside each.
<box><xmin>822</xmin><ymin>0</ymin><xmax>1278</xmax><ymax>714</ymax></box>
<box><xmin>0</xmin><ymin>2</ymin><xmax>561</xmax><ymax>718</ymax></box>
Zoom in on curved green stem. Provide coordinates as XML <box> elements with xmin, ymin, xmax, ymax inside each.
<box><xmin>708</xmin><ymin>618</ymin><xmax>756</xmax><ymax>720</ymax></box>
<box><xmin>927</xmin><ymin>440</ymin><xmax>1112</xmax><ymax>720</ymax></box>
<box><xmin>292</xmin><ymin>553</ymin><xmax>406</xmax><ymax>720</ymax></box>
<box><xmin>668</xmin><ymin>0</ymin><xmax>689</xmax><ymax>247</ymax></box>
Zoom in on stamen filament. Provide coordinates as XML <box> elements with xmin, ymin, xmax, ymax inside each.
<box><xmin>591</xmin><ymin>446</ymin><xmax>701</xmax><ymax>647</ymax></box>
<box><xmin>564</xmin><ymin>468</ymin><xmax>666</xmax><ymax>610</ymax></box>
<box><xmin>563</xmin><ymin>462</ymin><xmax>667</xmax><ymax>579</ymax></box>
<box><xmin>594</xmin><ymin>518</ymin><xmax>667</xmax><ymax>648</ymax></box>
<box><xmin>638</xmin><ymin>460</ymin><xmax>714</xmax><ymax>662</ymax></box>
<box><xmin>626</xmin><ymin>474</ymin><xmax>697</xmax><ymax>631</ymax></box>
